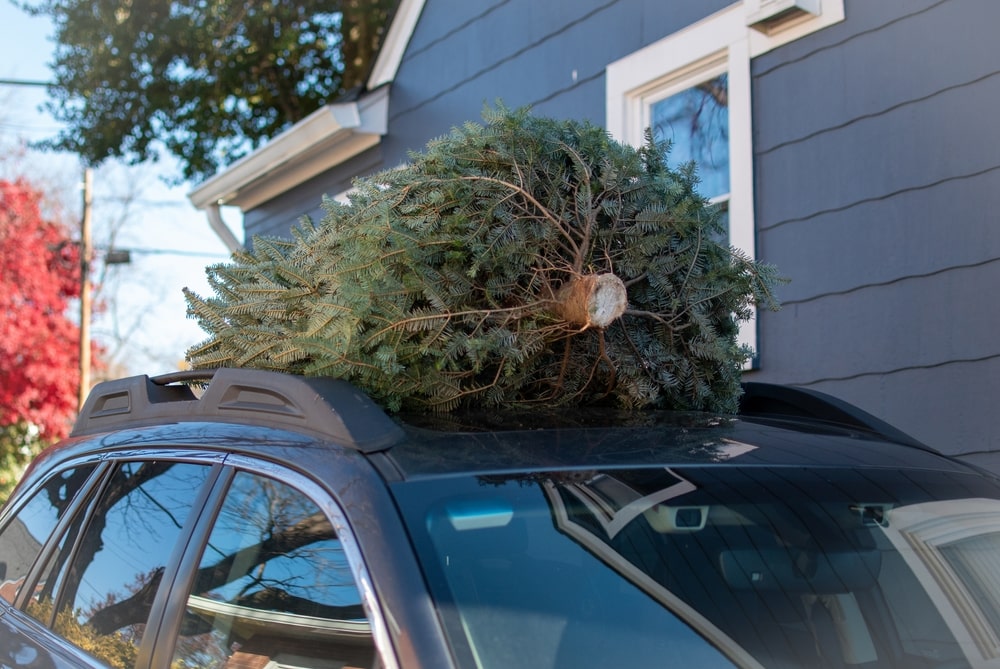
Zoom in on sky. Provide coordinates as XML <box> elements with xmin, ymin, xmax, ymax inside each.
<box><xmin>0</xmin><ymin>1</ymin><xmax>239</xmax><ymax>378</ymax></box>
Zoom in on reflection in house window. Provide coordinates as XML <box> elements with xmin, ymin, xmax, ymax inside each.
<box><xmin>650</xmin><ymin>73</ymin><xmax>730</xmax><ymax>240</ymax></box>
<box><xmin>651</xmin><ymin>74</ymin><xmax>729</xmax><ymax>201</ymax></box>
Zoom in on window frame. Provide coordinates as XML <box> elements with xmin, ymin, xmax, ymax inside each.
<box><xmin>605</xmin><ymin>0</ymin><xmax>844</xmax><ymax>363</ymax></box>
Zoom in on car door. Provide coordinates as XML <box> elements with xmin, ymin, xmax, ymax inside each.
<box><xmin>0</xmin><ymin>456</ymin><xmax>222</xmax><ymax>669</ymax></box>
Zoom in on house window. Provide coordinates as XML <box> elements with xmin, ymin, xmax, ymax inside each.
<box><xmin>606</xmin><ymin>0</ymin><xmax>844</xmax><ymax>363</ymax></box>
<box><xmin>648</xmin><ymin>70</ymin><xmax>731</xmax><ymax>241</ymax></box>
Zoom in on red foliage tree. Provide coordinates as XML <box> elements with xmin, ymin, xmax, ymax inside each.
<box><xmin>0</xmin><ymin>178</ymin><xmax>90</xmax><ymax>440</ymax></box>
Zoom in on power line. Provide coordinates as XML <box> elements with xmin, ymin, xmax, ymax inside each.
<box><xmin>93</xmin><ymin>196</ymin><xmax>194</xmax><ymax>208</ymax></box>
<box><xmin>99</xmin><ymin>246</ymin><xmax>229</xmax><ymax>259</ymax></box>
<box><xmin>0</xmin><ymin>77</ymin><xmax>50</xmax><ymax>87</ymax></box>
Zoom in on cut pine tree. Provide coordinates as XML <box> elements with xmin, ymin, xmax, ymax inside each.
<box><xmin>185</xmin><ymin>105</ymin><xmax>781</xmax><ymax>414</ymax></box>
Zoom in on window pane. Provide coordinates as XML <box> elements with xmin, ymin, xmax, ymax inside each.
<box><xmin>940</xmin><ymin>532</ymin><xmax>1000</xmax><ymax>634</ymax></box>
<box><xmin>171</xmin><ymin>471</ymin><xmax>373</xmax><ymax>669</ymax></box>
<box><xmin>29</xmin><ymin>461</ymin><xmax>212</xmax><ymax>669</ymax></box>
<box><xmin>651</xmin><ymin>74</ymin><xmax>729</xmax><ymax>201</ymax></box>
<box><xmin>0</xmin><ymin>466</ymin><xmax>95</xmax><ymax>603</ymax></box>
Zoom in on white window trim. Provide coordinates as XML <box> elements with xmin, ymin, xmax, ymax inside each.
<box><xmin>606</xmin><ymin>1</ymin><xmax>843</xmax><ymax>364</ymax></box>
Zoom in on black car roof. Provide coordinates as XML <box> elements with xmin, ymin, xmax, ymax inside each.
<box><xmin>59</xmin><ymin>368</ymin><xmax>977</xmax><ymax>482</ymax></box>
<box><xmin>385</xmin><ymin>410</ymin><xmax>968</xmax><ymax>479</ymax></box>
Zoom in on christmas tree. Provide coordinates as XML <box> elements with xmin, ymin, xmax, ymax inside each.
<box><xmin>185</xmin><ymin>105</ymin><xmax>780</xmax><ymax>413</ymax></box>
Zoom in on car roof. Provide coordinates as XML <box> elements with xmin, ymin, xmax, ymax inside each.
<box><xmin>383</xmin><ymin>409</ymin><xmax>970</xmax><ymax>480</ymax></box>
<box><xmin>55</xmin><ymin>368</ymin><xmax>980</xmax><ymax>484</ymax></box>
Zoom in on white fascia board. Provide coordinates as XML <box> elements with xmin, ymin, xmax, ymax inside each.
<box><xmin>605</xmin><ymin>6</ymin><xmax>743</xmax><ymax>143</ymax></box>
<box><xmin>368</xmin><ymin>0</ymin><xmax>426</xmax><ymax>89</ymax></box>
<box><xmin>188</xmin><ymin>86</ymin><xmax>389</xmax><ymax>212</ymax></box>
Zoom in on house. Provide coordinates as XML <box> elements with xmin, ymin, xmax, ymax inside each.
<box><xmin>189</xmin><ymin>0</ymin><xmax>1000</xmax><ymax>471</ymax></box>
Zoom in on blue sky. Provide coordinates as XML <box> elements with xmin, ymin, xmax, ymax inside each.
<box><xmin>0</xmin><ymin>1</ymin><xmax>237</xmax><ymax>377</ymax></box>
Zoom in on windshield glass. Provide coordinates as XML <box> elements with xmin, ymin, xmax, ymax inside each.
<box><xmin>394</xmin><ymin>466</ymin><xmax>1000</xmax><ymax>669</ymax></box>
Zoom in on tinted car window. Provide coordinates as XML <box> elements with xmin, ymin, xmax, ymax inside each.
<box><xmin>26</xmin><ymin>461</ymin><xmax>213</xmax><ymax>669</ymax></box>
<box><xmin>171</xmin><ymin>470</ymin><xmax>373</xmax><ymax>669</ymax></box>
<box><xmin>0</xmin><ymin>465</ymin><xmax>95</xmax><ymax>604</ymax></box>
<box><xmin>396</xmin><ymin>466</ymin><xmax>1000</xmax><ymax>669</ymax></box>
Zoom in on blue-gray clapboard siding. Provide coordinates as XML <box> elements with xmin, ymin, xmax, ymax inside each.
<box><xmin>242</xmin><ymin>0</ymin><xmax>1000</xmax><ymax>467</ymax></box>
<box><xmin>748</xmin><ymin>0</ymin><xmax>1000</xmax><ymax>465</ymax></box>
<box><xmin>244</xmin><ymin>145</ymin><xmax>385</xmax><ymax>239</ymax></box>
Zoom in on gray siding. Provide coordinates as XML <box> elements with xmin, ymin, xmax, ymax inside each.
<box><xmin>243</xmin><ymin>145</ymin><xmax>385</xmax><ymax>241</ymax></box>
<box><xmin>747</xmin><ymin>0</ymin><xmax>1000</xmax><ymax>463</ymax></box>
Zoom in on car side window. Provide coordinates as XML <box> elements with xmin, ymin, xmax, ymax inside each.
<box><xmin>171</xmin><ymin>470</ymin><xmax>376</xmax><ymax>669</ymax></box>
<box><xmin>0</xmin><ymin>465</ymin><xmax>95</xmax><ymax>604</ymax></box>
<box><xmin>26</xmin><ymin>461</ymin><xmax>213</xmax><ymax>669</ymax></box>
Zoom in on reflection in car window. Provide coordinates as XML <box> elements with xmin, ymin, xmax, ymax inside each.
<box><xmin>171</xmin><ymin>470</ymin><xmax>373</xmax><ymax>669</ymax></box>
<box><xmin>27</xmin><ymin>461</ymin><xmax>212</xmax><ymax>669</ymax></box>
<box><xmin>0</xmin><ymin>465</ymin><xmax>95</xmax><ymax>604</ymax></box>
<box><xmin>397</xmin><ymin>467</ymin><xmax>1000</xmax><ymax>669</ymax></box>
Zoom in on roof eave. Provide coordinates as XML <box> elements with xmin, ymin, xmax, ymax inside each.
<box><xmin>188</xmin><ymin>85</ymin><xmax>389</xmax><ymax>212</ymax></box>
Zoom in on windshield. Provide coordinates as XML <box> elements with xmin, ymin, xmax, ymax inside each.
<box><xmin>394</xmin><ymin>466</ymin><xmax>1000</xmax><ymax>669</ymax></box>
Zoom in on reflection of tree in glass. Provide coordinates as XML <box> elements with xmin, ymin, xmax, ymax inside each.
<box><xmin>36</xmin><ymin>461</ymin><xmax>177</xmax><ymax>619</ymax></box>
<box><xmin>39</xmin><ymin>467</ymin><xmax>94</xmax><ymax>521</ymax></box>
<box><xmin>25</xmin><ymin>461</ymin><xmax>209</xmax><ymax>669</ymax></box>
<box><xmin>652</xmin><ymin>74</ymin><xmax>729</xmax><ymax>200</ymax></box>
<box><xmin>173</xmin><ymin>474</ymin><xmax>367</xmax><ymax>669</ymax></box>
<box><xmin>28</xmin><ymin>592</ymin><xmax>141</xmax><ymax>669</ymax></box>
<box><xmin>85</xmin><ymin>566</ymin><xmax>164</xmax><ymax>635</ymax></box>
<box><xmin>192</xmin><ymin>473</ymin><xmax>363</xmax><ymax>620</ymax></box>
<box><xmin>24</xmin><ymin>463</ymin><xmax>364</xmax><ymax>669</ymax></box>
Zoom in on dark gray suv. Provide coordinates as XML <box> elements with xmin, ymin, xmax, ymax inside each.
<box><xmin>2</xmin><ymin>368</ymin><xmax>999</xmax><ymax>669</ymax></box>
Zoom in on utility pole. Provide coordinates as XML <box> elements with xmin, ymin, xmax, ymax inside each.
<box><xmin>78</xmin><ymin>168</ymin><xmax>93</xmax><ymax>412</ymax></box>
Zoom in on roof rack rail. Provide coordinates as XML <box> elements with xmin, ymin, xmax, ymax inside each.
<box><xmin>71</xmin><ymin>368</ymin><xmax>405</xmax><ymax>453</ymax></box>
<box><xmin>739</xmin><ymin>382</ymin><xmax>926</xmax><ymax>448</ymax></box>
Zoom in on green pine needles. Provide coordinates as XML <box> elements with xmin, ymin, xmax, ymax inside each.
<box><xmin>185</xmin><ymin>105</ymin><xmax>781</xmax><ymax>414</ymax></box>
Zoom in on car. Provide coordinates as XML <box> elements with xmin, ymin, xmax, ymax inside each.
<box><xmin>1</xmin><ymin>367</ymin><xmax>1000</xmax><ymax>669</ymax></box>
